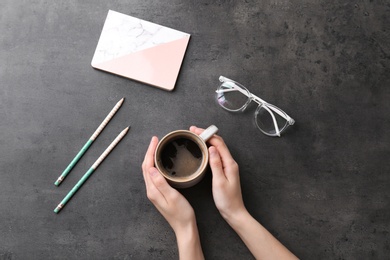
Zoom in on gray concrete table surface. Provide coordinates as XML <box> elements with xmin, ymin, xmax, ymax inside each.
<box><xmin>1</xmin><ymin>1</ymin><xmax>389</xmax><ymax>259</ymax></box>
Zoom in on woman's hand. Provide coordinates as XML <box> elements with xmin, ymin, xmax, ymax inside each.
<box><xmin>141</xmin><ymin>136</ymin><xmax>204</xmax><ymax>260</ymax></box>
<box><xmin>190</xmin><ymin>126</ymin><xmax>298</xmax><ymax>260</ymax></box>
<box><xmin>189</xmin><ymin>126</ymin><xmax>246</xmax><ymax>222</ymax></box>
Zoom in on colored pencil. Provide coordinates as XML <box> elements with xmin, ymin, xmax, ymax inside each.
<box><xmin>54</xmin><ymin>98</ymin><xmax>124</xmax><ymax>186</ymax></box>
<box><xmin>54</xmin><ymin>126</ymin><xmax>130</xmax><ymax>213</ymax></box>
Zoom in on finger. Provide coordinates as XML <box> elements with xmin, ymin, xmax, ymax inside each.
<box><xmin>209</xmin><ymin>146</ymin><xmax>227</xmax><ymax>182</ymax></box>
<box><xmin>190</xmin><ymin>126</ymin><xmax>223</xmax><ymax>147</ymax></box>
<box><xmin>143</xmin><ymin>136</ymin><xmax>159</xmax><ymax>167</ymax></box>
<box><xmin>207</xmin><ymin>136</ymin><xmax>236</xmax><ymax>168</ymax></box>
<box><xmin>142</xmin><ymin>136</ymin><xmax>159</xmax><ymax>187</ymax></box>
<box><xmin>146</xmin><ymin>169</ymin><xmax>166</xmax><ymax>206</ymax></box>
<box><xmin>190</xmin><ymin>126</ymin><xmax>236</xmax><ymax>170</ymax></box>
<box><xmin>149</xmin><ymin>167</ymin><xmax>176</xmax><ymax>204</ymax></box>
<box><xmin>189</xmin><ymin>125</ymin><xmax>204</xmax><ymax>135</ymax></box>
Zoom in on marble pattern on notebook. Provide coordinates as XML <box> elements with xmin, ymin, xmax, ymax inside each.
<box><xmin>92</xmin><ymin>10</ymin><xmax>189</xmax><ymax>65</ymax></box>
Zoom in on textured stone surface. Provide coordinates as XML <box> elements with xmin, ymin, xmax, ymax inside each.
<box><xmin>0</xmin><ymin>1</ymin><xmax>389</xmax><ymax>259</ymax></box>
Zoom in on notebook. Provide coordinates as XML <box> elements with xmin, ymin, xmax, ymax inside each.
<box><xmin>91</xmin><ymin>10</ymin><xmax>191</xmax><ymax>91</ymax></box>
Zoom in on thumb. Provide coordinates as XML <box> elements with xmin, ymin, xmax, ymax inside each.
<box><xmin>149</xmin><ymin>167</ymin><xmax>175</xmax><ymax>198</ymax></box>
<box><xmin>209</xmin><ymin>146</ymin><xmax>227</xmax><ymax>182</ymax></box>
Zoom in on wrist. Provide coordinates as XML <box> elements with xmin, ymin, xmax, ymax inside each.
<box><xmin>223</xmin><ymin>208</ymin><xmax>251</xmax><ymax>230</ymax></box>
<box><xmin>175</xmin><ymin>221</ymin><xmax>204</xmax><ymax>260</ymax></box>
<box><xmin>174</xmin><ymin>219</ymin><xmax>197</xmax><ymax>241</ymax></box>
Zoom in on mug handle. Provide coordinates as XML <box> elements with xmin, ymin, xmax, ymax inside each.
<box><xmin>199</xmin><ymin>125</ymin><xmax>219</xmax><ymax>142</ymax></box>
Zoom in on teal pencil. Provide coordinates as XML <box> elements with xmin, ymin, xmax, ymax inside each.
<box><xmin>54</xmin><ymin>126</ymin><xmax>130</xmax><ymax>213</ymax></box>
<box><xmin>54</xmin><ymin>98</ymin><xmax>124</xmax><ymax>186</ymax></box>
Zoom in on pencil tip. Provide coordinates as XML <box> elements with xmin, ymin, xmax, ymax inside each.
<box><xmin>118</xmin><ymin>97</ymin><xmax>125</xmax><ymax>104</ymax></box>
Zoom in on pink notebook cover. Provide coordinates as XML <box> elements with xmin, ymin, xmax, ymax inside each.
<box><xmin>91</xmin><ymin>10</ymin><xmax>191</xmax><ymax>91</ymax></box>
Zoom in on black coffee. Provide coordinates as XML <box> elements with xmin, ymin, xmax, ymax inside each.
<box><xmin>160</xmin><ymin>138</ymin><xmax>203</xmax><ymax>177</ymax></box>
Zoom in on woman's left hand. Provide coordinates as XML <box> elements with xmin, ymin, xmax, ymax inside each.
<box><xmin>141</xmin><ymin>136</ymin><xmax>196</xmax><ymax>233</ymax></box>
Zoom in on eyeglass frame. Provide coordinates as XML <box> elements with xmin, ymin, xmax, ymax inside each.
<box><xmin>216</xmin><ymin>76</ymin><xmax>295</xmax><ymax>137</ymax></box>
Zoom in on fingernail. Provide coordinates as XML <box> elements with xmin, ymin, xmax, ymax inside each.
<box><xmin>209</xmin><ymin>146</ymin><xmax>217</xmax><ymax>157</ymax></box>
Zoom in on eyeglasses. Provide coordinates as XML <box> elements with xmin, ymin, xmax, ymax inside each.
<box><xmin>215</xmin><ymin>76</ymin><xmax>295</xmax><ymax>137</ymax></box>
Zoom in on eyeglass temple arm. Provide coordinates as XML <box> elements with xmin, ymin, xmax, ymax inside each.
<box><xmin>216</xmin><ymin>87</ymin><xmax>295</xmax><ymax>125</ymax></box>
<box><xmin>216</xmin><ymin>87</ymin><xmax>282</xmax><ymax>136</ymax></box>
<box><xmin>262</xmin><ymin>104</ymin><xmax>281</xmax><ymax>137</ymax></box>
<box><xmin>251</xmin><ymin>94</ymin><xmax>295</xmax><ymax>125</ymax></box>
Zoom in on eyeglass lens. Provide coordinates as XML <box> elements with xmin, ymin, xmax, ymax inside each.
<box><xmin>255</xmin><ymin>105</ymin><xmax>288</xmax><ymax>136</ymax></box>
<box><xmin>216</xmin><ymin>82</ymin><xmax>290</xmax><ymax>136</ymax></box>
<box><xmin>216</xmin><ymin>83</ymin><xmax>250</xmax><ymax>111</ymax></box>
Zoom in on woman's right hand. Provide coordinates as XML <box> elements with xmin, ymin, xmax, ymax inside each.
<box><xmin>190</xmin><ymin>126</ymin><xmax>298</xmax><ymax>260</ymax></box>
<box><xmin>189</xmin><ymin>126</ymin><xmax>247</xmax><ymax>222</ymax></box>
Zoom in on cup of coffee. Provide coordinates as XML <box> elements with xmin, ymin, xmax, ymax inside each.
<box><xmin>154</xmin><ymin>125</ymin><xmax>219</xmax><ymax>188</ymax></box>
